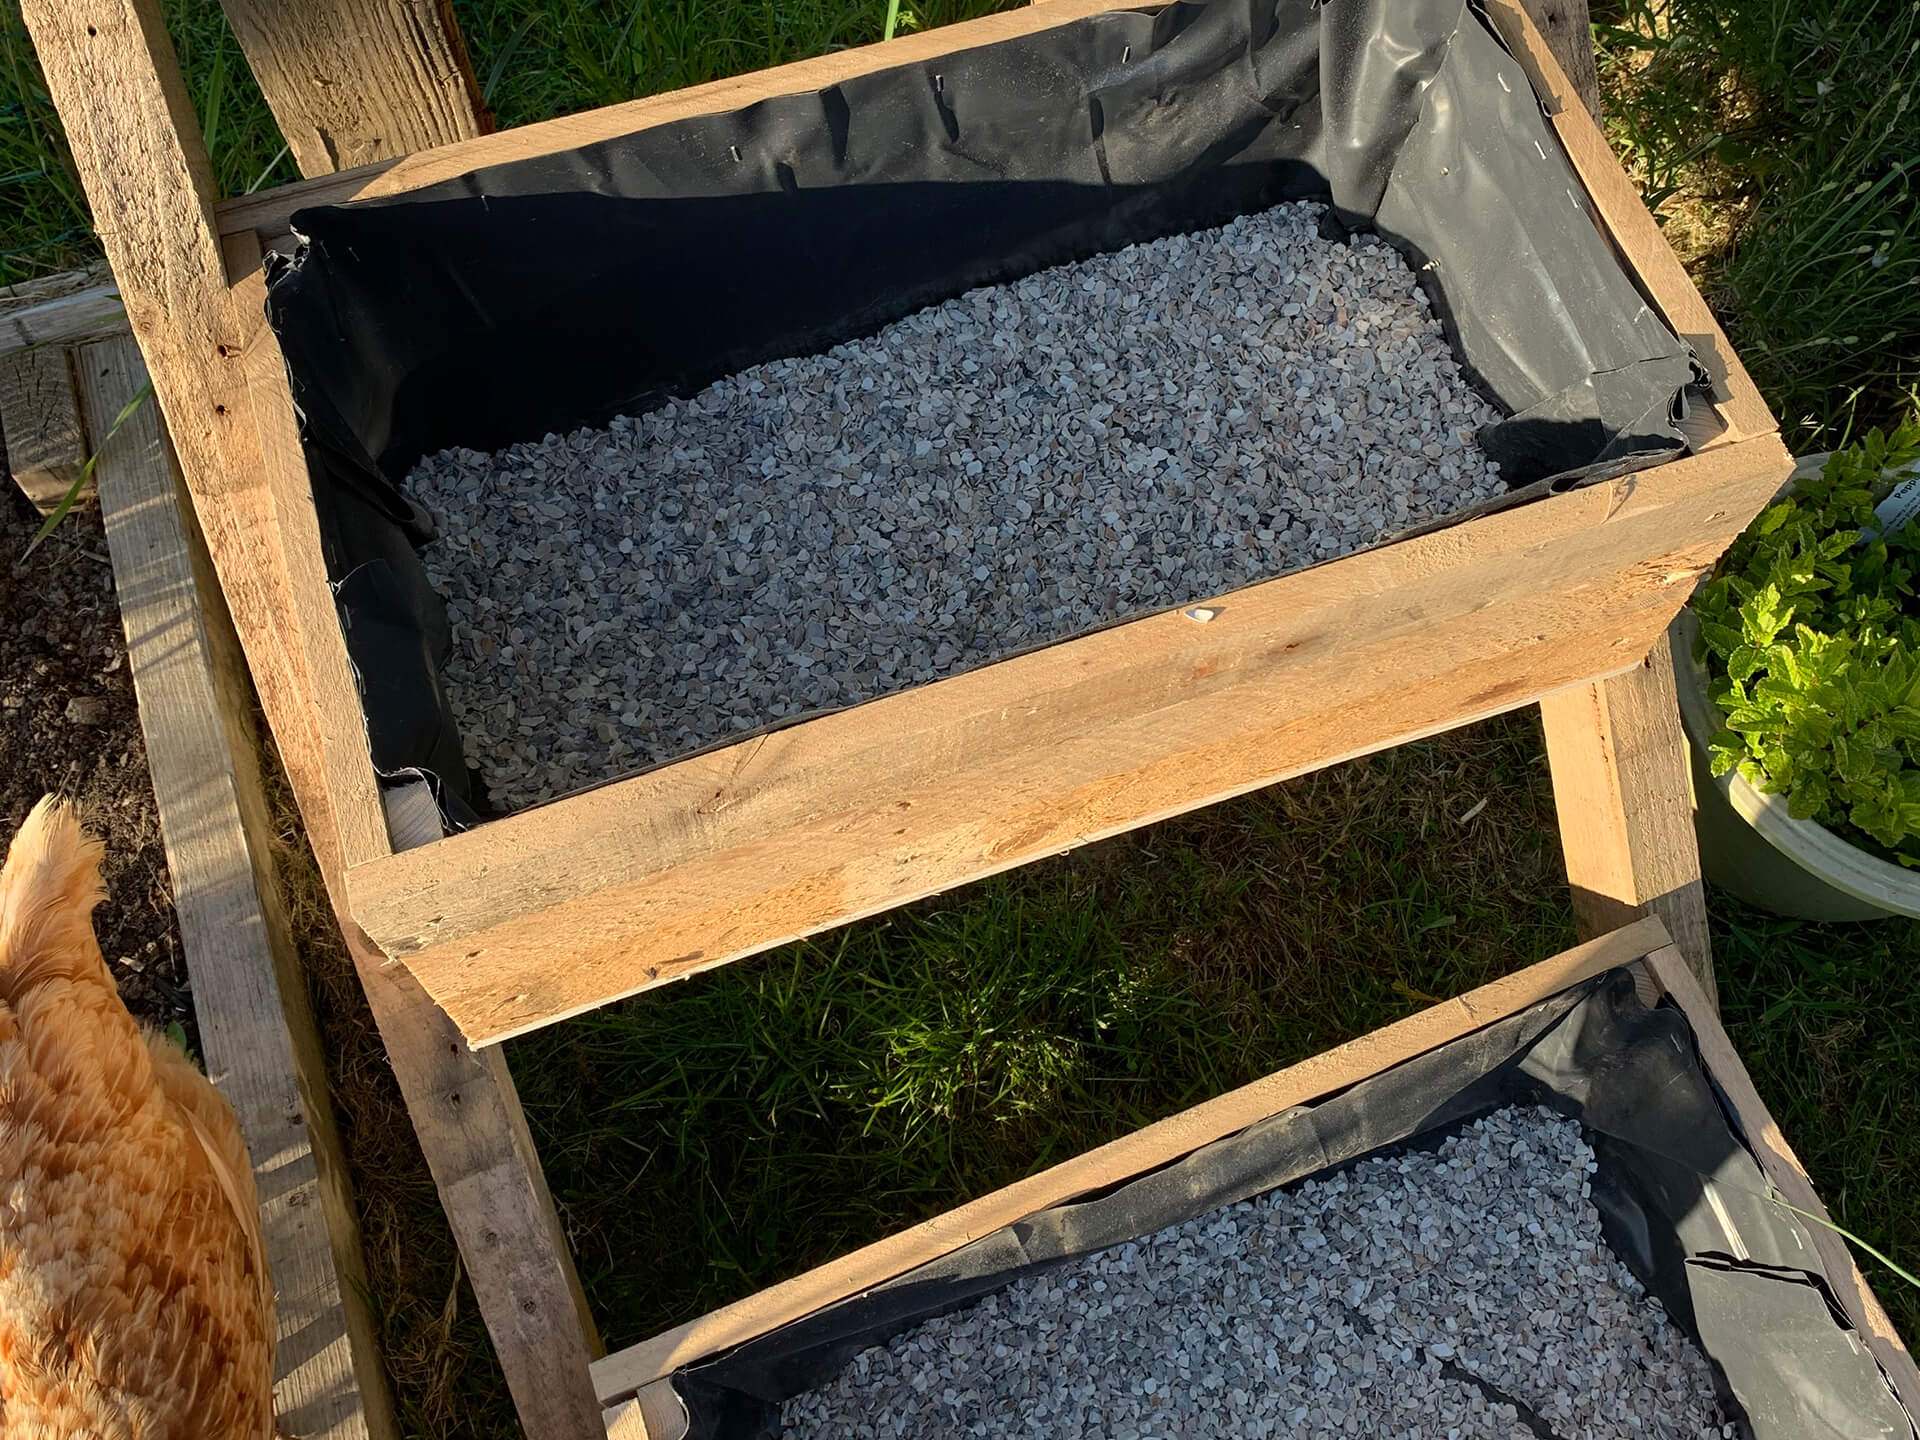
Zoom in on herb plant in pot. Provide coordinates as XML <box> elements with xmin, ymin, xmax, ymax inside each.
<box><xmin>1677</xmin><ymin>421</ymin><xmax>1920</xmax><ymax>919</ymax></box>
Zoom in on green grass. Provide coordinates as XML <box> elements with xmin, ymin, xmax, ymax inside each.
<box><xmin>0</xmin><ymin>0</ymin><xmax>294</xmax><ymax>283</ymax></box>
<box><xmin>3</xmin><ymin>2</ymin><xmax>1918</xmax><ymax>1436</ymax></box>
<box><xmin>1595</xmin><ymin>0</ymin><xmax>1920</xmax><ymax>448</ymax></box>
<box><xmin>1714</xmin><ymin>900</ymin><xmax>1920</xmax><ymax>1338</ymax></box>
<box><xmin>453</xmin><ymin>0</ymin><xmax>1018</xmax><ymax>133</ymax></box>
<box><xmin>512</xmin><ymin>716</ymin><xmax>1573</xmax><ymax>1349</ymax></box>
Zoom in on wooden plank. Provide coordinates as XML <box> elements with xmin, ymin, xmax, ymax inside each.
<box><xmin>1647</xmin><ymin>946</ymin><xmax>1920</xmax><ymax>1417</ymax></box>
<box><xmin>16</xmin><ymin>0</ymin><xmax>315</xmax><ymax>754</ymax></box>
<box><xmin>0</xmin><ymin>281</ymin><xmax>127</xmax><ymax>356</ymax></box>
<box><xmin>19</xmin><ymin>5</ymin><xmax>606</xmax><ymax>1435</ymax></box>
<box><xmin>1481</xmin><ymin>0</ymin><xmax>1773</xmax><ymax>443</ymax></box>
<box><xmin>0</xmin><ymin>344</ymin><xmax>87</xmax><ymax>513</ymax></box>
<box><xmin>349</xmin><ymin>434</ymin><xmax>1790</xmax><ymax>1045</ymax></box>
<box><xmin>213</xmin><ymin>0</ymin><xmax>1152</xmax><ymax>238</ymax></box>
<box><xmin>217</xmin><ymin>0</ymin><xmax>484</xmax><ymax>176</ymax></box>
<box><xmin>81</xmin><ymin>333</ymin><xmax>396</xmax><ymax>1440</ymax></box>
<box><xmin>222</xmin><ymin>232</ymin><xmax>390</xmax><ymax>872</ymax></box>
<box><xmin>224</xmin><ymin>227</ymin><xmax>607</xmax><ymax>1437</ymax></box>
<box><xmin>592</xmin><ymin>917</ymin><xmax>1673</xmax><ymax>1403</ymax></box>
<box><xmin>0</xmin><ymin>264</ymin><xmax>110</xmax><ymax>309</ymax></box>
<box><xmin>1540</xmin><ymin>630</ymin><xmax>1717</xmax><ymax>1007</ymax></box>
<box><xmin>1516</xmin><ymin>0</ymin><xmax>1599</xmax><ymax>117</ymax></box>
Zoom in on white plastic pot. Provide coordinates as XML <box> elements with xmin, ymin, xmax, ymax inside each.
<box><xmin>1672</xmin><ymin>610</ymin><xmax>1920</xmax><ymax>921</ymax></box>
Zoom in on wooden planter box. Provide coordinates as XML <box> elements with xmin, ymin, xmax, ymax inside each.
<box><xmin>591</xmin><ymin>919</ymin><xmax>1920</xmax><ymax>1436</ymax></box>
<box><xmin>192</xmin><ymin>0</ymin><xmax>1790</xmax><ymax>1047</ymax></box>
<box><xmin>23</xmin><ymin>0</ymin><xmax>1801</xmax><ymax>1433</ymax></box>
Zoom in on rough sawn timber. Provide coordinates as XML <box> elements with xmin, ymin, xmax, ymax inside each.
<box><xmin>82</xmin><ymin>333</ymin><xmax>396</xmax><ymax>1440</ymax></box>
<box><xmin>1541</xmin><ymin>635</ymin><xmax>1717</xmax><ymax>1006</ymax></box>
<box><xmin>1496</xmin><ymin>0</ymin><xmax>1719</xmax><ymax>1006</ymax></box>
<box><xmin>216</xmin><ymin>0</ymin><xmax>485</xmax><ymax>175</ymax></box>
<box><xmin>349</xmin><ymin>435</ymin><xmax>1791</xmax><ymax>1045</ymax></box>
<box><xmin>0</xmin><ymin>345</ymin><xmax>87</xmax><ymax>513</ymax></box>
<box><xmin>0</xmin><ymin>265</ymin><xmax>125</xmax><ymax>356</ymax></box>
<box><xmin>16</xmin><ymin>2</ymin><xmax>606</xmax><ymax>1435</ymax></box>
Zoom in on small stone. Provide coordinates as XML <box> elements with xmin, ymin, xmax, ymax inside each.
<box><xmin>64</xmin><ymin>695</ymin><xmax>107</xmax><ymax>726</ymax></box>
<box><xmin>1184</xmin><ymin>606</ymin><xmax>1219</xmax><ymax>623</ymax></box>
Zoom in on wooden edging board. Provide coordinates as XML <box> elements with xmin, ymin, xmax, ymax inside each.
<box><xmin>349</xmin><ymin>432</ymin><xmax>1790</xmax><ymax>1044</ymax></box>
<box><xmin>590</xmin><ymin>916</ymin><xmax>1673</xmax><ymax>1406</ymax></box>
<box><xmin>81</xmin><ymin>333</ymin><xmax>397</xmax><ymax>1439</ymax></box>
<box><xmin>593</xmin><ymin>916</ymin><xmax>1920</xmax><ymax>1431</ymax></box>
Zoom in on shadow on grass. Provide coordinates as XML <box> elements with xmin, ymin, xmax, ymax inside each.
<box><xmin>509</xmin><ymin>711</ymin><xmax>1576</xmax><ymax>1355</ymax></box>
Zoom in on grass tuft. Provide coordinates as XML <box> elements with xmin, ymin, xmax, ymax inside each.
<box><xmin>1596</xmin><ymin>0</ymin><xmax>1920</xmax><ymax>447</ymax></box>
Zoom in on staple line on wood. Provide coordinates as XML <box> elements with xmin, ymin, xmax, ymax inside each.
<box><xmin>410</xmin><ymin>202</ymin><xmax>1504</xmax><ymax>810</ymax></box>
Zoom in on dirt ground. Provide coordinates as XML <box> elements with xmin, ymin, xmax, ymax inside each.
<box><xmin>1</xmin><ymin>481</ymin><xmax>191</xmax><ymax>1036</ymax></box>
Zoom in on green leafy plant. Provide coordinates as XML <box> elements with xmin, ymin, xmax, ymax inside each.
<box><xmin>1694</xmin><ymin>420</ymin><xmax>1920</xmax><ymax>864</ymax></box>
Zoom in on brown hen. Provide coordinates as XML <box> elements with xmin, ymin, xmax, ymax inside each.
<box><xmin>0</xmin><ymin>796</ymin><xmax>274</xmax><ymax>1439</ymax></box>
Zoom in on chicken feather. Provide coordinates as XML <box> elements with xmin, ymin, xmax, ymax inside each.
<box><xmin>0</xmin><ymin>797</ymin><xmax>273</xmax><ymax>1439</ymax></box>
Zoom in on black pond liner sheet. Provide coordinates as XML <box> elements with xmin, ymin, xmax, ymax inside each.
<box><xmin>266</xmin><ymin>0</ymin><xmax>1702</xmax><ymax>816</ymax></box>
<box><xmin>663</xmin><ymin>969</ymin><xmax>1919</xmax><ymax>1440</ymax></box>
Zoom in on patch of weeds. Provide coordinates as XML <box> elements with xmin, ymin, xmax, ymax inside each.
<box><xmin>1595</xmin><ymin>0</ymin><xmax>1920</xmax><ymax>447</ymax></box>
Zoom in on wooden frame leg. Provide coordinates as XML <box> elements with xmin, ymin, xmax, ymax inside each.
<box><xmin>346</xmin><ymin>938</ymin><xmax>608</xmax><ymax>1437</ymax></box>
<box><xmin>17</xmin><ymin>2</ymin><xmax>606</xmax><ymax>1431</ymax></box>
<box><xmin>1540</xmin><ymin>628</ymin><xmax>1717</xmax><ymax>1007</ymax></box>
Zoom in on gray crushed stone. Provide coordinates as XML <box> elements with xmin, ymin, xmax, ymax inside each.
<box><xmin>779</xmin><ymin>1107</ymin><xmax>1731</xmax><ymax>1440</ymax></box>
<box><xmin>408</xmin><ymin>201</ymin><xmax>1506</xmax><ymax>811</ymax></box>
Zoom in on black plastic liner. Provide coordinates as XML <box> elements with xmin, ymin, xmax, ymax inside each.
<box><xmin>661</xmin><ymin>970</ymin><xmax>1917</xmax><ymax>1440</ymax></box>
<box><xmin>267</xmin><ymin>0</ymin><xmax>1700</xmax><ymax>810</ymax></box>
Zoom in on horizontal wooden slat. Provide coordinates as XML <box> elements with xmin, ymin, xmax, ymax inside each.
<box><xmin>0</xmin><ymin>266</ymin><xmax>126</xmax><ymax>356</ymax></box>
<box><xmin>592</xmin><ymin>917</ymin><xmax>1674</xmax><ymax>1403</ymax></box>
<box><xmin>0</xmin><ymin>284</ymin><xmax>128</xmax><ymax>357</ymax></box>
<box><xmin>348</xmin><ymin>435</ymin><xmax>1790</xmax><ymax>1045</ymax></box>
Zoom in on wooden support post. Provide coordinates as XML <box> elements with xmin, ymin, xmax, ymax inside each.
<box><xmin>1517</xmin><ymin>1</ymin><xmax>1717</xmax><ymax>1007</ymax></box>
<box><xmin>217</xmin><ymin>0</ymin><xmax>485</xmax><ymax>175</ymax></box>
<box><xmin>82</xmin><ymin>332</ymin><xmax>398</xmax><ymax>1440</ymax></box>
<box><xmin>1541</xmin><ymin>633</ymin><xmax>1717</xmax><ymax>1007</ymax></box>
<box><xmin>18</xmin><ymin>3</ymin><xmax>603</xmax><ymax>1434</ymax></box>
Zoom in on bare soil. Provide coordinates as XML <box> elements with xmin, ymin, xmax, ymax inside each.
<box><xmin>1</xmin><ymin>482</ymin><xmax>191</xmax><ymax>1035</ymax></box>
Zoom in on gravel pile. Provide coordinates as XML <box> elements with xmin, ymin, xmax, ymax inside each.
<box><xmin>779</xmin><ymin>1107</ymin><xmax>1730</xmax><ymax>1440</ymax></box>
<box><xmin>409</xmin><ymin>202</ymin><xmax>1506</xmax><ymax>810</ymax></box>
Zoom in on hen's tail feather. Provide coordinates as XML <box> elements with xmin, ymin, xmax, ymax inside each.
<box><xmin>0</xmin><ymin>796</ymin><xmax>112</xmax><ymax>1004</ymax></box>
